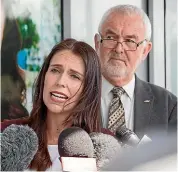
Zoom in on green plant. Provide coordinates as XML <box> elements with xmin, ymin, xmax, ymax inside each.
<box><xmin>17</xmin><ymin>18</ymin><xmax>40</xmax><ymax>49</ymax></box>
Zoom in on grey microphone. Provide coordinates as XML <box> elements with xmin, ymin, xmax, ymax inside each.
<box><xmin>0</xmin><ymin>124</ymin><xmax>38</xmax><ymax>171</ymax></box>
<box><xmin>58</xmin><ymin>127</ymin><xmax>94</xmax><ymax>158</ymax></box>
<box><xmin>58</xmin><ymin>127</ymin><xmax>97</xmax><ymax>171</ymax></box>
<box><xmin>89</xmin><ymin>132</ymin><xmax>122</xmax><ymax>170</ymax></box>
<box><xmin>115</xmin><ymin>125</ymin><xmax>140</xmax><ymax>146</ymax></box>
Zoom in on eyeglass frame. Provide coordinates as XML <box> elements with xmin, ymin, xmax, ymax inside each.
<box><xmin>98</xmin><ymin>33</ymin><xmax>147</xmax><ymax>51</ymax></box>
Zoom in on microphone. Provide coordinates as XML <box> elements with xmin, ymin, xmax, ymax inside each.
<box><xmin>115</xmin><ymin>125</ymin><xmax>152</xmax><ymax>147</ymax></box>
<box><xmin>89</xmin><ymin>132</ymin><xmax>122</xmax><ymax>170</ymax></box>
<box><xmin>116</xmin><ymin>125</ymin><xmax>140</xmax><ymax>146</ymax></box>
<box><xmin>102</xmin><ymin>131</ymin><xmax>177</xmax><ymax>171</ymax></box>
<box><xmin>0</xmin><ymin>124</ymin><xmax>38</xmax><ymax>171</ymax></box>
<box><xmin>58</xmin><ymin>127</ymin><xmax>97</xmax><ymax>171</ymax></box>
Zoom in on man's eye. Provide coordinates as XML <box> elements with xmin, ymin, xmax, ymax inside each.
<box><xmin>125</xmin><ymin>39</ymin><xmax>135</xmax><ymax>43</ymax></box>
<box><xmin>105</xmin><ymin>35</ymin><xmax>115</xmax><ymax>40</ymax></box>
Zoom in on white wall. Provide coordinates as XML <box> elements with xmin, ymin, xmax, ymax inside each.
<box><xmin>70</xmin><ymin>0</ymin><xmax>146</xmax><ymax>47</ymax></box>
<box><xmin>148</xmin><ymin>0</ymin><xmax>165</xmax><ymax>88</ymax></box>
<box><xmin>68</xmin><ymin>0</ymin><xmax>148</xmax><ymax>81</ymax></box>
<box><xmin>148</xmin><ymin>0</ymin><xmax>177</xmax><ymax>94</ymax></box>
<box><xmin>165</xmin><ymin>0</ymin><xmax>177</xmax><ymax>96</ymax></box>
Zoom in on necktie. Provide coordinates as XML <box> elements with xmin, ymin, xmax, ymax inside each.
<box><xmin>108</xmin><ymin>87</ymin><xmax>125</xmax><ymax>133</ymax></box>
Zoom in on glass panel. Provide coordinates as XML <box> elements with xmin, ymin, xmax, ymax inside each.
<box><xmin>1</xmin><ymin>0</ymin><xmax>62</xmax><ymax>120</ymax></box>
<box><xmin>165</xmin><ymin>0</ymin><xmax>177</xmax><ymax>96</ymax></box>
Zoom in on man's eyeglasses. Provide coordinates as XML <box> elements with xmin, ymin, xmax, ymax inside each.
<box><xmin>99</xmin><ymin>34</ymin><xmax>147</xmax><ymax>51</ymax></box>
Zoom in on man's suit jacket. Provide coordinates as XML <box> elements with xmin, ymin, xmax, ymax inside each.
<box><xmin>134</xmin><ymin>76</ymin><xmax>177</xmax><ymax>138</ymax></box>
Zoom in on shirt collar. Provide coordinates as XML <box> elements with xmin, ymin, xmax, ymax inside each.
<box><xmin>122</xmin><ymin>75</ymin><xmax>135</xmax><ymax>99</ymax></box>
<box><xmin>102</xmin><ymin>76</ymin><xmax>113</xmax><ymax>98</ymax></box>
<box><xmin>102</xmin><ymin>75</ymin><xmax>135</xmax><ymax>99</ymax></box>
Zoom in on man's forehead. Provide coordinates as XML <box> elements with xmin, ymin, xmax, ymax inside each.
<box><xmin>105</xmin><ymin>12</ymin><xmax>143</xmax><ymax>26</ymax></box>
<box><xmin>101</xmin><ymin>14</ymin><xmax>145</xmax><ymax>38</ymax></box>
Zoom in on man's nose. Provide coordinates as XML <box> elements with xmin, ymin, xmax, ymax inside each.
<box><xmin>114</xmin><ymin>42</ymin><xmax>124</xmax><ymax>53</ymax></box>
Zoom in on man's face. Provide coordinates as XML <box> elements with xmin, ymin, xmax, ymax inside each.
<box><xmin>95</xmin><ymin>12</ymin><xmax>152</xmax><ymax>86</ymax></box>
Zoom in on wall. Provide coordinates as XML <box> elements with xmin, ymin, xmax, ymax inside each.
<box><xmin>148</xmin><ymin>0</ymin><xmax>177</xmax><ymax>95</ymax></box>
<box><xmin>165</xmin><ymin>0</ymin><xmax>177</xmax><ymax>96</ymax></box>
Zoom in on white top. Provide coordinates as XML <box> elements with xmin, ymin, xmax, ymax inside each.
<box><xmin>46</xmin><ymin>145</ymin><xmax>62</xmax><ymax>171</ymax></box>
<box><xmin>101</xmin><ymin>75</ymin><xmax>135</xmax><ymax>130</ymax></box>
<box><xmin>24</xmin><ymin>145</ymin><xmax>62</xmax><ymax>171</ymax></box>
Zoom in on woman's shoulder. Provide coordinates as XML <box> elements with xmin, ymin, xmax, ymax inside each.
<box><xmin>1</xmin><ymin>117</ymin><xmax>29</xmax><ymax>132</ymax></box>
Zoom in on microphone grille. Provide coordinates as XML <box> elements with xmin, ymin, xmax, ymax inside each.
<box><xmin>58</xmin><ymin>127</ymin><xmax>94</xmax><ymax>158</ymax></box>
<box><xmin>116</xmin><ymin>125</ymin><xmax>132</xmax><ymax>140</ymax></box>
<box><xmin>116</xmin><ymin>126</ymin><xmax>140</xmax><ymax>146</ymax></box>
<box><xmin>90</xmin><ymin>132</ymin><xmax>122</xmax><ymax>170</ymax></box>
<box><xmin>116</xmin><ymin>125</ymin><xmax>128</xmax><ymax>135</ymax></box>
<box><xmin>1</xmin><ymin>124</ymin><xmax>38</xmax><ymax>171</ymax></box>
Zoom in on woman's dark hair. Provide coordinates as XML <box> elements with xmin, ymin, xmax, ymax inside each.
<box><xmin>28</xmin><ymin>38</ymin><xmax>102</xmax><ymax>170</ymax></box>
<box><xmin>1</xmin><ymin>18</ymin><xmax>29</xmax><ymax>121</ymax></box>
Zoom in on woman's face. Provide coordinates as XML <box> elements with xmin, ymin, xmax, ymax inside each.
<box><xmin>43</xmin><ymin>50</ymin><xmax>85</xmax><ymax>115</ymax></box>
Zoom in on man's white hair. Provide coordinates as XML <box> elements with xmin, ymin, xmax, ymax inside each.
<box><xmin>98</xmin><ymin>4</ymin><xmax>152</xmax><ymax>41</ymax></box>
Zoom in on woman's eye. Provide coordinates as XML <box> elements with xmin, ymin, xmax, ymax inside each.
<box><xmin>71</xmin><ymin>74</ymin><xmax>80</xmax><ymax>80</ymax></box>
<box><xmin>50</xmin><ymin>68</ymin><xmax>59</xmax><ymax>73</ymax></box>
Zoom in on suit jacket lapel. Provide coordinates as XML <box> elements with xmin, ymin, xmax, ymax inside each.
<box><xmin>134</xmin><ymin>76</ymin><xmax>155</xmax><ymax>139</ymax></box>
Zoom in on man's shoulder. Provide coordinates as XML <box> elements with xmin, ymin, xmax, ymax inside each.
<box><xmin>136</xmin><ymin>78</ymin><xmax>177</xmax><ymax>103</ymax></box>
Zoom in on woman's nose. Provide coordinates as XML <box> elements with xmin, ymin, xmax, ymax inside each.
<box><xmin>55</xmin><ymin>74</ymin><xmax>67</xmax><ymax>88</ymax></box>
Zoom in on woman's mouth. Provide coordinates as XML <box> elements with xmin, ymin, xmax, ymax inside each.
<box><xmin>50</xmin><ymin>92</ymin><xmax>68</xmax><ymax>102</ymax></box>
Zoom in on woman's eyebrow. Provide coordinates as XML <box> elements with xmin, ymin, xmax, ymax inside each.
<box><xmin>49</xmin><ymin>64</ymin><xmax>62</xmax><ymax>67</ymax></box>
<box><xmin>49</xmin><ymin>64</ymin><xmax>84</xmax><ymax>77</ymax></box>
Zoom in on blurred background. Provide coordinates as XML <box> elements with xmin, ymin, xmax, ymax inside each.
<box><xmin>1</xmin><ymin>0</ymin><xmax>177</xmax><ymax>115</ymax></box>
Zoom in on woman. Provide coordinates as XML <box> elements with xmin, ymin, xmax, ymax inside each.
<box><xmin>1</xmin><ymin>38</ymin><xmax>102</xmax><ymax>171</ymax></box>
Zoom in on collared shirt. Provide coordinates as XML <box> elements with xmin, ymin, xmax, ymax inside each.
<box><xmin>101</xmin><ymin>75</ymin><xmax>135</xmax><ymax>130</ymax></box>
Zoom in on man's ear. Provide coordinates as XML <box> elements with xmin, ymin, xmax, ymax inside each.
<box><xmin>142</xmin><ymin>41</ymin><xmax>152</xmax><ymax>60</ymax></box>
<box><xmin>94</xmin><ymin>33</ymin><xmax>100</xmax><ymax>51</ymax></box>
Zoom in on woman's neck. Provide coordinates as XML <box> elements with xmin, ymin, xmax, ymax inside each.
<box><xmin>46</xmin><ymin>111</ymin><xmax>72</xmax><ymax>145</ymax></box>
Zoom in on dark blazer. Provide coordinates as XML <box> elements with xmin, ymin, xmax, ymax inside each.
<box><xmin>134</xmin><ymin>76</ymin><xmax>177</xmax><ymax>138</ymax></box>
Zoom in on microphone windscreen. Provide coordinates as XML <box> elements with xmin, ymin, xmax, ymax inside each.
<box><xmin>58</xmin><ymin>127</ymin><xmax>94</xmax><ymax>158</ymax></box>
<box><xmin>90</xmin><ymin>132</ymin><xmax>122</xmax><ymax>170</ymax></box>
<box><xmin>0</xmin><ymin>124</ymin><xmax>38</xmax><ymax>171</ymax></box>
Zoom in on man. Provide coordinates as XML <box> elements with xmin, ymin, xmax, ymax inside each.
<box><xmin>94</xmin><ymin>4</ymin><xmax>177</xmax><ymax>138</ymax></box>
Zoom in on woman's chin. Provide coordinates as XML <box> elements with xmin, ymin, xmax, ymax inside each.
<box><xmin>47</xmin><ymin>105</ymin><xmax>72</xmax><ymax>115</ymax></box>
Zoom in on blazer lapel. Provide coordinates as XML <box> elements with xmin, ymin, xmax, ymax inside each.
<box><xmin>134</xmin><ymin>76</ymin><xmax>155</xmax><ymax>139</ymax></box>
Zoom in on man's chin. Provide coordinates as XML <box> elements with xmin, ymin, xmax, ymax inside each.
<box><xmin>111</xmin><ymin>59</ymin><xmax>125</xmax><ymax>66</ymax></box>
<box><xmin>103</xmin><ymin>67</ymin><xmax>128</xmax><ymax>78</ymax></box>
